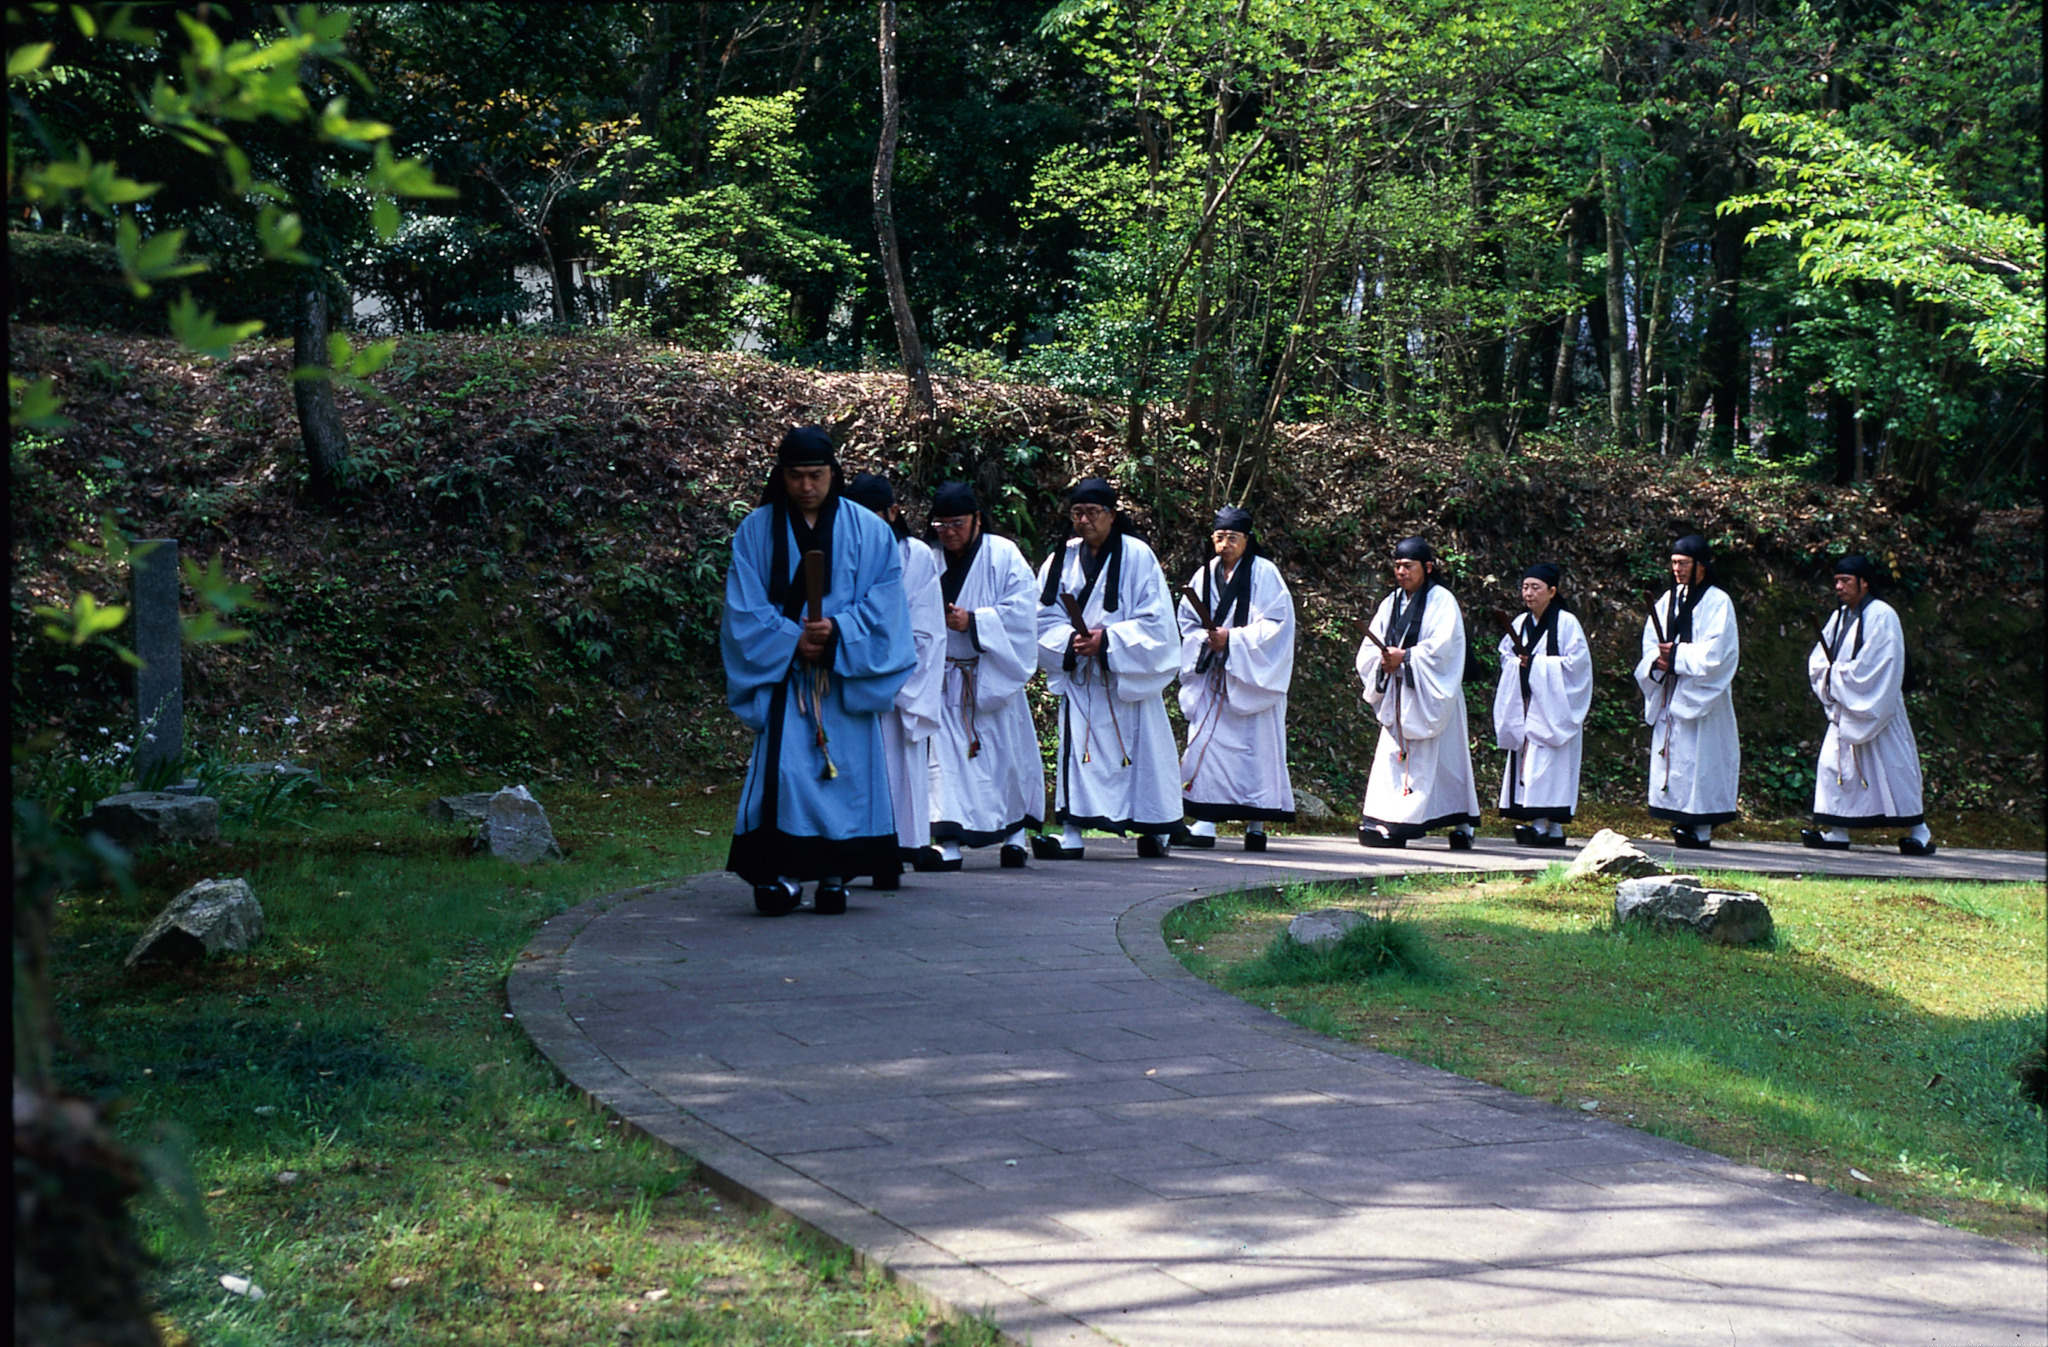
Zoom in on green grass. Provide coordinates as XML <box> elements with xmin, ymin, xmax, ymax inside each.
<box><xmin>46</xmin><ymin>778</ymin><xmax>1001</xmax><ymax>1346</ymax></box>
<box><xmin>1168</xmin><ymin>869</ymin><xmax>2048</xmax><ymax>1250</ymax></box>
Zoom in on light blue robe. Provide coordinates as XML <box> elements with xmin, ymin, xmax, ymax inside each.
<box><xmin>722</xmin><ymin>496</ymin><xmax>915</xmax><ymax>884</ymax></box>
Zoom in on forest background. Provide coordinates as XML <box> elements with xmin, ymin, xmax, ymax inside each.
<box><xmin>9</xmin><ymin>0</ymin><xmax>2043</xmax><ymax>837</ymax></box>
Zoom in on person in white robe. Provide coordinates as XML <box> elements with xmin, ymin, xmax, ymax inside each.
<box><xmin>1175</xmin><ymin>504</ymin><xmax>1295</xmax><ymax>852</ymax></box>
<box><xmin>1492</xmin><ymin>562</ymin><xmax>1593</xmax><ymax>848</ymax></box>
<box><xmin>923</xmin><ymin>481</ymin><xmax>1045</xmax><ymax>870</ymax></box>
<box><xmin>1801</xmin><ymin>553</ymin><xmax>1935</xmax><ymax>857</ymax></box>
<box><xmin>843</xmin><ymin>473</ymin><xmax>946</xmax><ymax>886</ymax></box>
<box><xmin>1031</xmin><ymin>478</ymin><xmax>1182</xmax><ymax>859</ymax></box>
<box><xmin>1355</xmin><ymin>536</ymin><xmax>1480</xmax><ymax>849</ymax></box>
<box><xmin>1633</xmin><ymin>533</ymin><xmax>1740</xmax><ymax>849</ymax></box>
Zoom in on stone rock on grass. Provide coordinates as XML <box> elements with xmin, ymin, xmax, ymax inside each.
<box><xmin>1288</xmin><ymin>909</ymin><xmax>1373</xmax><ymax>947</ymax></box>
<box><xmin>84</xmin><ymin>791</ymin><xmax>220</xmax><ymax>848</ymax></box>
<box><xmin>427</xmin><ymin>792</ymin><xmax>498</xmax><ymax>824</ymax></box>
<box><xmin>1566</xmin><ymin>828</ymin><xmax>1667</xmax><ymax>881</ymax></box>
<box><xmin>480</xmin><ymin>785</ymin><xmax>561</xmax><ymax>864</ymax></box>
<box><xmin>126</xmin><ymin>877</ymin><xmax>264</xmax><ymax>967</ymax></box>
<box><xmin>1615</xmin><ymin>874</ymin><xmax>1773</xmax><ymax>946</ymax></box>
<box><xmin>1293</xmin><ymin>791</ymin><xmax>1332</xmax><ymax>821</ymax></box>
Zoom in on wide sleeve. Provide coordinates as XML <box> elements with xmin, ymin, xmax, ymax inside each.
<box><xmin>1177</xmin><ymin>565</ymin><xmax>1210</xmax><ymax>683</ymax></box>
<box><xmin>1357</xmin><ymin>593</ymin><xmax>1394</xmax><ymax>712</ymax></box>
<box><xmin>1222</xmin><ymin>558</ymin><xmax>1294</xmax><ymax>714</ymax></box>
<box><xmin>1828</xmin><ymin>602</ymin><xmax>1905</xmax><ymax>745</ymax></box>
<box><xmin>893</xmin><ymin>540</ymin><xmax>946</xmax><ymax>740</ymax></box>
<box><xmin>1102</xmin><ymin>538</ymin><xmax>1181</xmax><ymax>702</ymax></box>
<box><xmin>967</xmin><ymin>538</ymin><xmax>1041</xmax><ymax>709</ymax></box>
<box><xmin>1034</xmin><ymin>545</ymin><xmax>1079</xmax><ymax>691</ymax></box>
<box><xmin>1524</xmin><ymin>611</ymin><xmax>1593</xmax><ymax>748</ymax></box>
<box><xmin>1667</xmin><ymin>589</ymin><xmax>1739</xmax><ymax>720</ymax></box>
<box><xmin>1389</xmin><ymin>587</ymin><xmax>1467</xmax><ymax>741</ymax></box>
<box><xmin>826</xmin><ymin>509</ymin><xmax>917</xmax><ymax>714</ymax></box>
<box><xmin>719</xmin><ymin>509</ymin><xmax>801</xmax><ymax>732</ymax></box>
<box><xmin>1632</xmin><ymin>597</ymin><xmax>1666</xmax><ymax>721</ymax></box>
<box><xmin>1492</xmin><ymin>631</ymin><xmax>1524</xmax><ymax>751</ymax></box>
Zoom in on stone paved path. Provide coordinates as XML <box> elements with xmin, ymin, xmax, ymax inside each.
<box><xmin>511</xmin><ymin>836</ymin><xmax>2046</xmax><ymax>1346</ymax></box>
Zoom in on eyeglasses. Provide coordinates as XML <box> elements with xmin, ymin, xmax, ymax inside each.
<box><xmin>1069</xmin><ymin>506</ymin><xmax>1107</xmax><ymax>522</ymax></box>
<box><xmin>1211</xmin><ymin>530</ymin><xmax>1246</xmax><ymax>543</ymax></box>
<box><xmin>932</xmin><ymin>516</ymin><xmax>974</xmax><ymax>532</ymax></box>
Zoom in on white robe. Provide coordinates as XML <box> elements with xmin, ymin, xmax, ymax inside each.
<box><xmin>929</xmin><ymin>533</ymin><xmax>1047</xmax><ymax>846</ymax></box>
<box><xmin>1808</xmin><ymin>597</ymin><xmax>1924</xmax><ymax>827</ymax></box>
<box><xmin>1633</xmin><ymin>584</ymin><xmax>1740</xmax><ymax>825</ymax></box>
<box><xmin>1035</xmin><ymin>533</ymin><xmax>1181</xmax><ymax>835</ymax></box>
<box><xmin>1177</xmin><ymin>555</ymin><xmax>1296</xmax><ymax>821</ymax></box>
<box><xmin>880</xmin><ymin>535</ymin><xmax>946</xmax><ymax>853</ymax></box>
<box><xmin>1492</xmin><ymin>607</ymin><xmax>1593</xmax><ymax>820</ymax></box>
<box><xmin>1355</xmin><ymin>583</ymin><xmax>1480</xmax><ymax>835</ymax></box>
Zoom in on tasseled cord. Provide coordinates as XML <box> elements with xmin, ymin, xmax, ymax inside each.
<box><xmin>794</xmin><ymin>660</ymin><xmax>837</xmax><ymax>781</ymax></box>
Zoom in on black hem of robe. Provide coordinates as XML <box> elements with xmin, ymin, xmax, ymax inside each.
<box><xmin>1813</xmin><ymin>810</ymin><xmax>1925</xmax><ymax>828</ymax></box>
<box><xmin>727</xmin><ymin>829</ymin><xmax>901</xmax><ymax>885</ymax></box>
<box><xmin>1647</xmin><ymin>805</ymin><xmax>1739</xmax><ymax>826</ymax></box>
<box><xmin>931</xmin><ymin>814</ymin><xmax>1041</xmax><ymax>847</ymax></box>
<box><xmin>1362</xmin><ymin>810</ymin><xmax>1480</xmax><ymax>839</ymax></box>
<box><xmin>1054</xmin><ymin>810</ymin><xmax>1181</xmax><ymax>836</ymax></box>
<box><xmin>1184</xmin><ymin>800</ymin><xmax>1296</xmax><ymax>823</ymax></box>
<box><xmin>1498</xmin><ymin>804</ymin><xmax>1576</xmax><ymax>822</ymax></box>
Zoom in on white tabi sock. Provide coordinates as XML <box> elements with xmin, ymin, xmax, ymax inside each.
<box><xmin>1004</xmin><ymin>828</ymin><xmax>1028</xmax><ymax>848</ymax></box>
<box><xmin>1191</xmin><ymin>820</ymin><xmax>1217</xmax><ymax>838</ymax></box>
<box><xmin>1542</xmin><ymin>818</ymin><xmax>1565</xmax><ymax>837</ymax></box>
<box><xmin>939</xmin><ymin>842</ymin><xmax>962</xmax><ymax>862</ymax></box>
<box><xmin>821</xmin><ymin>875</ymin><xmax>843</xmax><ymax>888</ymax></box>
<box><xmin>1907</xmin><ymin>823</ymin><xmax>1932</xmax><ymax>844</ymax></box>
<box><xmin>1822</xmin><ymin>827</ymin><xmax>1850</xmax><ymax>844</ymax></box>
<box><xmin>1061</xmin><ymin>823</ymin><xmax>1085</xmax><ymax>849</ymax></box>
<box><xmin>775</xmin><ymin>876</ymin><xmax>801</xmax><ymax>894</ymax></box>
<box><xmin>1453</xmin><ymin>824</ymin><xmax>1475</xmax><ymax>838</ymax></box>
<box><xmin>1694</xmin><ymin>824</ymin><xmax>1713</xmax><ymax>842</ymax></box>
<box><xmin>1247</xmin><ymin>822</ymin><xmax>1265</xmax><ymax>836</ymax></box>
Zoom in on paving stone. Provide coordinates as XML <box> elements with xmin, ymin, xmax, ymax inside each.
<box><xmin>512</xmin><ymin>834</ymin><xmax>2045</xmax><ymax>1347</ymax></box>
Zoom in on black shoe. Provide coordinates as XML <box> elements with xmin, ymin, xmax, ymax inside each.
<box><xmin>1358</xmin><ymin>826</ymin><xmax>1405</xmax><ymax>849</ymax></box>
<box><xmin>1800</xmin><ymin>829</ymin><xmax>1850</xmax><ymax>851</ymax></box>
<box><xmin>1534</xmin><ymin>832</ymin><xmax>1568</xmax><ymax>849</ymax></box>
<box><xmin>1446</xmin><ymin>831</ymin><xmax>1474</xmax><ymax>851</ymax></box>
<box><xmin>999</xmin><ymin>844</ymin><xmax>1027</xmax><ymax>869</ymax></box>
<box><xmin>1170</xmin><ymin>825</ymin><xmax>1216</xmax><ymax>849</ymax></box>
<box><xmin>1898</xmin><ymin>836</ymin><xmax>1938</xmax><ymax>857</ymax></box>
<box><xmin>1030</xmin><ymin>834</ymin><xmax>1082</xmax><ymax>860</ymax></box>
<box><xmin>1513</xmin><ymin>824</ymin><xmax>1540</xmax><ymax>847</ymax></box>
<box><xmin>1671</xmin><ymin>825</ymin><xmax>1712</xmax><ymax>850</ymax></box>
<box><xmin>813</xmin><ymin>884</ymin><xmax>849</xmax><ymax>915</ymax></box>
<box><xmin>753</xmin><ymin>881</ymin><xmax>801</xmax><ymax>916</ymax></box>
<box><xmin>871</xmin><ymin>870</ymin><xmax>900</xmax><ymax>890</ymax></box>
<box><xmin>1136</xmin><ymin>833</ymin><xmax>1170</xmax><ymax>859</ymax></box>
<box><xmin>911</xmin><ymin>846</ymin><xmax>962</xmax><ymax>873</ymax></box>
<box><xmin>1244</xmin><ymin>831</ymin><xmax>1266</xmax><ymax>852</ymax></box>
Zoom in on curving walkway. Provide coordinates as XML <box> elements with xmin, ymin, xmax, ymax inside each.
<box><xmin>511</xmin><ymin>836</ymin><xmax>2045</xmax><ymax>1346</ymax></box>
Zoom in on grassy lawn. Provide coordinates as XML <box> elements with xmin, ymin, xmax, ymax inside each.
<box><xmin>1165</xmin><ymin>868</ymin><xmax>2048</xmax><ymax>1251</ymax></box>
<box><xmin>47</xmin><ymin>777</ymin><xmax>997</xmax><ymax>1347</ymax></box>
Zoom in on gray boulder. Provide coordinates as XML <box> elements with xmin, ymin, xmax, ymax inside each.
<box><xmin>84</xmin><ymin>791</ymin><xmax>221</xmax><ymax>848</ymax></box>
<box><xmin>1288</xmin><ymin>908</ymin><xmax>1373</xmax><ymax>947</ymax></box>
<box><xmin>480</xmin><ymin>785</ymin><xmax>561</xmax><ymax>863</ymax></box>
<box><xmin>126</xmin><ymin>877</ymin><xmax>264</xmax><ymax>967</ymax></box>
<box><xmin>427</xmin><ymin>791</ymin><xmax>498</xmax><ymax>824</ymax></box>
<box><xmin>1615</xmin><ymin>874</ymin><xmax>1774</xmax><ymax>946</ymax></box>
<box><xmin>1566</xmin><ymin>828</ymin><xmax>1668</xmax><ymax>881</ymax></box>
<box><xmin>1293</xmin><ymin>790</ymin><xmax>1332</xmax><ymax>821</ymax></box>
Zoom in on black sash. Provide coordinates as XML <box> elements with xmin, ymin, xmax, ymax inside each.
<box><xmin>767</xmin><ymin>496</ymin><xmax>837</xmax><ymax>621</ymax></box>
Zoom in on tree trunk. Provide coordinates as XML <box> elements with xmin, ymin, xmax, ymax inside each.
<box><xmin>1600</xmin><ymin>149</ymin><xmax>1635</xmax><ymax>448</ymax></box>
<box><xmin>1547</xmin><ymin>202</ymin><xmax>1585</xmax><ymax>424</ymax></box>
<box><xmin>872</xmin><ymin>0</ymin><xmax>935</xmax><ymax>417</ymax></box>
<box><xmin>294</xmin><ymin>279</ymin><xmax>352</xmax><ymax>505</ymax></box>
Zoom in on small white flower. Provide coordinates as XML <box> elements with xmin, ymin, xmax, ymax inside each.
<box><xmin>98</xmin><ymin>727</ymin><xmax>110</xmax><ymax>736</ymax></box>
<box><xmin>283</xmin><ymin>715</ymin><xmax>300</xmax><ymax>727</ymax></box>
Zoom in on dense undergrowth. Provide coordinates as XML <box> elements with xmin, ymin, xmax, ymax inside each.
<box><xmin>10</xmin><ymin>325</ymin><xmax>2042</xmax><ymax>837</ymax></box>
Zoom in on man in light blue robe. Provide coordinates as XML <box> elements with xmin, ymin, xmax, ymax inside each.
<box><xmin>722</xmin><ymin>426</ymin><xmax>916</xmax><ymax>915</ymax></box>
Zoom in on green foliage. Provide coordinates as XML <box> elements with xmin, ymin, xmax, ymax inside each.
<box><xmin>1229</xmin><ymin>909</ymin><xmax>1448</xmax><ymax>989</ymax></box>
<box><xmin>1726</xmin><ymin>111</ymin><xmax>2044</xmax><ymax>375</ymax></box>
<box><xmin>588</xmin><ymin>95</ymin><xmax>857</xmax><ymax>348</ymax></box>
